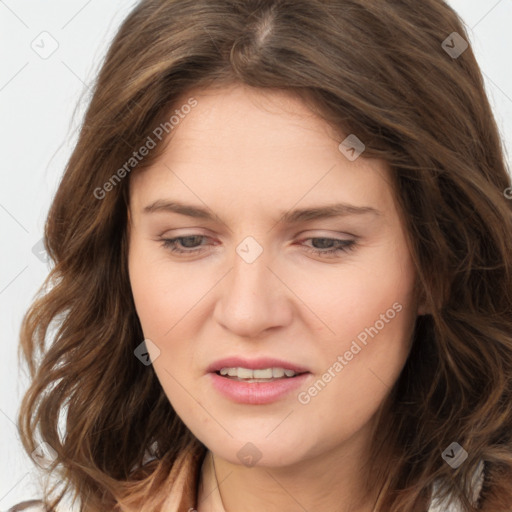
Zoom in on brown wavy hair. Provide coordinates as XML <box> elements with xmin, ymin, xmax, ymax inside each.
<box><xmin>16</xmin><ymin>0</ymin><xmax>512</xmax><ymax>511</ymax></box>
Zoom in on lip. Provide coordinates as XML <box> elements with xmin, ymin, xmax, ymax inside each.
<box><xmin>206</xmin><ymin>356</ymin><xmax>310</xmax><ymax>374</ymax></box>
<box><xmin>206</xmin><ymin>356</ymin><xmax>311</xmax><ymax>405</ymax></box>
<box><xmin>209</xmin><ymin>372</ymin><xmax>311</xmax><ymax>405</ymax></box>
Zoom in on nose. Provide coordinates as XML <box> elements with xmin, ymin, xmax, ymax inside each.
<box><xmin>213</xmin><ymin>238</ymin><xmax>293</xmax><ymax>338</ymax></box>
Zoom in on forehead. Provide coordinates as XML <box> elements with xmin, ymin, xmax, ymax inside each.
<box><xmin>129</xmin><ymin>84</ymin><xmax>396</xmax><ymax>220</ymax></box>
<box><xmin>168</xmin><ymin>84</ymin><xmax>342</xmax><ymax>152</ymax></box>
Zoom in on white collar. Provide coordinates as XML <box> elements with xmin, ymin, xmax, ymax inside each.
<box><xmin>428</xmin><ymin>459</ymin><xmax>485</xmax><ymax>511</ymax></box>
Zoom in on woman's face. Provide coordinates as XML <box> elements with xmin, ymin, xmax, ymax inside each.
<box><xmin>128</xmin><ymin>84</ymin><xmax>422</xmax><ymax>468</ymax></box>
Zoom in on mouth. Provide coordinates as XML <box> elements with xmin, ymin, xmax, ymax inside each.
<box><xmin>214</xmin><ymin>366</ymin><xmax>309</xmax><ymax>383</ymax></box>
<box><xmin>207</xmin><ymin>359</ymin><xmax>312</xmax><ymax>404</ymax></box>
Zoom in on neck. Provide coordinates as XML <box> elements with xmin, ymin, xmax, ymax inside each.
<box><xmin>197</xmin><ymin>420</ymin><xmax>384</xmax><ymax>512</ymax></box>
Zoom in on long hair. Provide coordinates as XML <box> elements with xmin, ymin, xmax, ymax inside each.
<box><xmin>17</xmin><ymin>0</ymin><xmax>512</xmax><ymax>511</ymax></box>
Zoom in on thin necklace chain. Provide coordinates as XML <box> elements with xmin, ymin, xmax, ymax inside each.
<box><xmin>211</xmin><ymin>453</ymin><xmax>227</xmax><ymax>511</ymax></box>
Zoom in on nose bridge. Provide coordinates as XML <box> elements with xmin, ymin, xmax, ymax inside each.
<box><xmin>214</xmin><ymin>234</ymin><xmax>290</xmax><ymax>336</ymax></box>
<box><xmin>229</xmin><ymin>234</ymin><xmax>274</xmax><ymax>309</ymax></box>
<box><xmin>237</xmin><ymin>233</ymin><xmax>269</xmax><ymax>280</ymax></box>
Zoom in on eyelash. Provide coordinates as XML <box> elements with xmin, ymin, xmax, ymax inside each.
<box><xmin>159</xmin><ymin>235</ymin><xmax>356</xmax><ymax>258</ymax></box>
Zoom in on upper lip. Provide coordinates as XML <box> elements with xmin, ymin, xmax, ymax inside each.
<box><xmin>207</xmin><ymin>357</ymin><xmax>310</xmax><ymax>374</ymax></box>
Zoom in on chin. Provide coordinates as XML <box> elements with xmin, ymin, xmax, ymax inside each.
<box><xmin>202</xmin><ymin>433</ymin><xmax>311</xmax><ymax>468</ymax></box>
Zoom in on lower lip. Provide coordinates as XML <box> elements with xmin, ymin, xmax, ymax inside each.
<box><xmin>209</xmin><ymin>372</ymin><xmax>311</xmax><ymax>405</ymax></box>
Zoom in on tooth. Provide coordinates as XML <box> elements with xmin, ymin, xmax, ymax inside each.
<box><xmin>272</xmin><ymin>368</ymin><xmax>285</xmax><ymax>378</ymax></box>
<box><xmin>218</xmin><ymin>367</ymin><xmax>300</xmax><ymax>379</ymax></box>
<box><xmin>237</xmin><ymin>367</ymin><xmax>254</xmax><ymax>379</ymax></box>
<box><xmin>253</xmin><ymin>368</ymin><xmax>273</xmax><ymax>379</ymax></box>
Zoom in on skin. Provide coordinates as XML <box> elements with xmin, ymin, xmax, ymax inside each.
<box><xmin>127</xmin><ymin>83</ymin><xmax>427</xmax><ymax>512</ymax></box>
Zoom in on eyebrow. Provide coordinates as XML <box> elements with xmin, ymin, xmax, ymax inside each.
<box><xmin>143</xmin><ymin>199</ymin><xmax>381</xmax><ymax>224</ymax></box>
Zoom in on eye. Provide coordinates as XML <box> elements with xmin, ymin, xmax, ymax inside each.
<box><xmin>159</xmin><ymin>235</ymin><xmax>357</xmax><ymax>258</ymax></box>
<box><xmin>299</xmin><ymin>237</ymin><xmax>356</xmax><ymax>258</ymax></box>
<box><xmin>160</xmin><ymin>235</ymin><xmax>210</xmax><ymax>254</ymax></box>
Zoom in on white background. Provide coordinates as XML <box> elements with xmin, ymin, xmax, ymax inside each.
<box><xmin>1</xmin><ymin>0</ymin><xmax>511</xmax><ymax>509</ymax></box>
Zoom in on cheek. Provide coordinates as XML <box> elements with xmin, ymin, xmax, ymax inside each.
<box><xmin>128</xmin><ymin>237</ymin><xmax>216</xmax><ymax>403</ymax></box>
<box><xmin>285</xmin><ymin>234</ymin><xmax>417</xmax><ymax>348</ymax></box>
<box><xmin>128</xmin><ymin>238</ymin><xmax>204</xmax><ymax>341</ymax></box>
<box><xmin>295</xmin><ymin>240</ymin><xmax>417</xmax><ymax>438</ymax></box>
<box><xmin>128</xmin><ymin>250</ymin><xmax>209</xmax><ymax>433</ymax></box>
<box><xmin>128</xmin><ymin>241</ymin><xmax>199</xmax><ymax>399</ymax></box>
<box><xmin>293</xmin><ymin>237</ymin><xmax>416</xmax><ymax>396</ymax></box>
<box><xmin>128</xmin><ymin>247</ymin><xmax>170</xmax><ymax>340</ymax></box>
<box><xmin>333</xmin><ymin>263</ymin><xmax>415</xmax><ymax>351</ymax></box>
